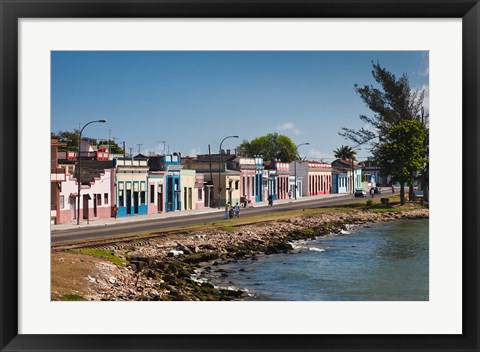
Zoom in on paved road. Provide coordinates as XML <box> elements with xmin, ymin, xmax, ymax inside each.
<box><xmin>51</xmin><ymin>193</ymin><xmax>360</xmax><ymax>244</ymax></box>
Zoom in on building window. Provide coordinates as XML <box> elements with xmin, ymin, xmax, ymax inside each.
<box><xmin>198</xmin><ymin>189</ymin><xmax>203</xmax><ymax>201</ymax></box>
<box><xmin>119</xmin><ymin>190</ymin><xmax>124</xmax><ymax>207</ymax></box>
<box><xmin>104</xmin><ymin>193</ymin><xmax>108</xmax><ymax>204</ymax></box>
<box><xmin>60</xmin><ymin>195</ymin><xmax>64</xmax><ymax>209</ymax></box>
<box><xmin>140</xmin><ymin>191</ymin><xmax>146</xmax><ymax>204</ymax></box>
<box><xmin>150</xmin><ymin>185</ymin><xmax>155</xmax><ymax>203</ymax></box>
<box><xmin>235</xmin><ymin>180</ymin><xmax>239</xmax><ymax>190</ymax></box>
<box><xmin>96</xmin><ymin>194</ymin><xmax>102</xmax><ymax>206</ymax></box>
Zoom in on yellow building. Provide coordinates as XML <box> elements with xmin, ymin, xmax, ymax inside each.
<box><xmin>180</xmin><ymin>169</ymin><xmax>196</xmax><ymax>211</ymax></box>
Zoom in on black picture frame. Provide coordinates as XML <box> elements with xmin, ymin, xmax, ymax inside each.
<box><xmin>1</xmin><ymin>1</ymin><xmax>478</xmax><ymax>351</ymax></box>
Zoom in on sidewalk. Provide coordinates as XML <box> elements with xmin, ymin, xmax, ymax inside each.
<box><xmin>51</xmin><ymin>193</ymin><xmax>348</xmax><ymax>231</ymax></box>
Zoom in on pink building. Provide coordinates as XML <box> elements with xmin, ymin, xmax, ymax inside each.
<box><xmin>55</xmin><ymin>160</ymin><xmax>115</xmax><ymax>224</ymax></box>
<box><xmin>147</xmin><ymin>171</ymin><xmax>166</xmax><ymax>215</ymax></box>
<box><xmin>51</xmin><ymin>138</ymin><xmax>67</xmax><ymax>224</ymax></box>
<box><xmin>195</xmin><ymin>173</ymin><xmax>206</xmax><ymax>209</ymax></box>
<box><xmin>293</xmin><ymin>161</ymin><xmax>332</xmax><ymax>197</ymax></box>
<box><xmin>235</xmin><ymin>157</ymin><xmax>256</xmax><ymax>203</ymax></box>
<box><xmin>265</xmin><ymin>161</ymin><xmax>290</xmax><ymax>200</ymax></box>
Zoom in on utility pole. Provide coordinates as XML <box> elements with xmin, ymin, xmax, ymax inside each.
<box><xmin>208</xmin><ymin>144</ymin><xmax>213</xmax><ymax>207</ymax></box>
<box><xmin>136</xmin><ymin>143</ymin><xmax>143</xmax><ymax>155</ymax></box>
<box><xmin>108</xmin><ymin>129</ymin><xmax>111</xmax><ymax>154</ymax></box>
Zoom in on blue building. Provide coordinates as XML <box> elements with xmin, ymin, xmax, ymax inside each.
<box><xmin>255</xmin><ymin>156</ymin><xmax>264</xmax><ymax>202</ymax></box>
<box><xmin>331</xmin><ymin>159</ymin><xmax>357</xmax><ymax>194</ymax></box>
<box><xmin>114</xmin><ymin>155</ymin><xmax>150</xmax><ymax>217</ymax></box>
<box><xmin>148</xmin><ymin>154</ymin><xmax>182</xmax><ymax>212</ymax></box>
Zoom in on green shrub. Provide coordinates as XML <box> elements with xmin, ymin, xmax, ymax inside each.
<box><xmin>380</xmin><ymin>198</ymin><xmax>390</xmax><ymax>206</ymax></box>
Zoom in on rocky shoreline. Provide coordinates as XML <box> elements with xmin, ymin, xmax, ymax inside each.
<box><xmin>72</xmin><ymin>208</ymin><xmax>428</xmax><ymax>301</ymax></box>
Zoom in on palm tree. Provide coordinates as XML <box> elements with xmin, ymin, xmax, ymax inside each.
<box><xmin>333</xmin><ymin>145</ymin><xmax>357</xmax><ymax>192</ymax></box>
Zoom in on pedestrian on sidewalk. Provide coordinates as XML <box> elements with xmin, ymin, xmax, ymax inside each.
<box><xmin>234</xmin><ymin>202</ymin><xmax>240</xmax><ymax>218</ymax></box>
<box><xmin>391</xmin><ymin>184</ymin><xmax>395</xmax><ymax>194</ymax></box>
<box><xmin>268</xmin><ymin>195</ymin><xmax>273</xmax><ymax>206</ymax></box>
<box><xmin>113</xmin><ymin>204</ymin><xmax>118</xmax><ymax>219</ymax></box>
<box><xmin>224</xmin><ymin>202</ymin><xmax>230</xmax><ymax>219</ymax></box>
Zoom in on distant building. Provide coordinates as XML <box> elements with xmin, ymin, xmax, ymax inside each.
<box><xmin>293</xmin><ymin>160</ymin><xmax>332</xmax><ymax>196</ymax></box>
<box><xmin>331</xmin><ymin>159</ymin><xmax>354</xmax><ymax>193</ymax></box>
<box><xmin>264</xmin><ymin>161</ymin><xmax>290</xmax><ymax>201</ymax></box>
<box><xmin>57</xmin><ymin>137</ymin><xmax>109</xmax><ymax>161</ymax></box>
<box><xmin>185</xmin><ymin>151</ymin><xmax>240</xmax><ymax>207</ymax></box>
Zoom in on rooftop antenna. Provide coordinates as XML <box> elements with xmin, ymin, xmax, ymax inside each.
<box><xmin>129</xmin><ymin>147</ymin><xmax>133</xmax><ymax>158</ymax></box>
<box><xmin>136</xmin><ymin>143</ymin><xmax>143</xmax><ymax>155</ymax></box>
<box><xmin>157</xmin><ymin>140</ymin><xmax>166</xmax><ymax>155</ymax></box>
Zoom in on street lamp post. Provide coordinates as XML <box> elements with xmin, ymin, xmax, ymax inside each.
<box><xmin>77</xmin><ymin>119</ymin><xmax>107</xmax><ymax>225</ymax></box>
<box><xmin>294</xmin><ymin>142</ymin><xmax>310</xmax><ymax>200</ymax></box>
<box><xmin>218</xmin><ymin>135</ymin><xmax>238</xmax><ymax>208</ymax></box>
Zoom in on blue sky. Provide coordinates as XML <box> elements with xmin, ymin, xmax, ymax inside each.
<box><xmin>51</xmin><ymin>51</ymin><xmax>429</xmax><ymax>162</ymax></box>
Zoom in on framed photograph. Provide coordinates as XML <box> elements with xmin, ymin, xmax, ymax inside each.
<box><xmin>1</xmin><ymin>0</ymin><xmax>478</xmax><ymax>351</ymax></box>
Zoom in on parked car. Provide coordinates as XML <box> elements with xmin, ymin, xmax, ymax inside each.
<box><xmin>354</xmin><ymin>189</ymin><xmax>367</xmax><ymax>197</ymax></box>
<box><xmin>371</xmin><ymin>186</ymin><xmax>382</xmax><ymax>195</ymax></box>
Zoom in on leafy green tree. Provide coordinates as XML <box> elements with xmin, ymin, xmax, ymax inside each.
<box><xmin>237</xmin><ymin>133</ymin><xmax>297</xmax><ymax>162</ymax></box>
<box><xmin>235</xmin><ymin>139</ymin><xmax>251</xmax><ymax>157</ymax></box>
<box><xmin>378</xmin><ymin>120</ymin><xmax>427</xmax><ymax>205</ymax></box>
<box><xmin>339</xmin><ymin>62</ymin><xmax>428</xmax><ymax>201</ymax></box>
<box><xmin>333</xmin><ymin>145</ymin><xmax>357</xmax><ymax>162</ymax></box>
<box><xmin>51</xmin><ymin>129</ymin><xmax>80</xmax><ymax>151</ymax></box>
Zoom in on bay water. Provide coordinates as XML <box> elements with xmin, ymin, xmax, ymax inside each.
<box><xmin>202</xmin><ymin>219</ymin><xmax>429</xmax><ymax>301</ymax></box>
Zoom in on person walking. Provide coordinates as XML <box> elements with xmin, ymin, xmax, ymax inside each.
<box><xmin>370</xmin><ymin>188</ymin><xmax>375</xmax><ymax>198</ymax></box>
<box><xmin>391</xmin><ymin>184</ymin><xmax>395</xmax><ymax>194</ymax></box>
<box><xmin>224</xmin><ymin>202</ymin><xmax>230</xmax><ymax>219</ymax></box>
<box><xmin>113</xmin><ymin>204</ymin><xmax>118</xmax><ymax>219</ymax></box>
<box><xmin>234</xmin><ymin>202</ymin><xmax>240</xmax><ymax>218</ymax></box>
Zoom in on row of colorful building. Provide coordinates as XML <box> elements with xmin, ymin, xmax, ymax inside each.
<box><xmin>50</xmin><ymin>138</ymin><xmax>385</xmax><ymax>225</ymax></box>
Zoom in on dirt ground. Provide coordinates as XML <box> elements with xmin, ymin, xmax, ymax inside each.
<box><xmin>51</xmin><ymin>252</ymin><xmax>113</xmax><ymax>301</ymax></box>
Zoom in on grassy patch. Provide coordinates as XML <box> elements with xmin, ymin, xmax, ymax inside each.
<box><xmin>59</xmin><ymin>294</ymin><xmax>87</xmax><ymax>301</ymax></box>
<box><xmin>217</xmin><ymin>224</ymin><xmax>236</xmax><ymax>232</ymax></box>
<box><xmin>369</xmin><ymin>208</ymin><xmax>396</xmax><ymax>214</ymax></box>
<box><xmin>76</xmin><ymin>248</ymin><xmax>128</xmax><ymax>266</ymax></box>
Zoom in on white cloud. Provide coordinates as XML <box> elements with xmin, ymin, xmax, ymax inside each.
<box><xmin>419</xmin><ymin>84</ymin><xmax>430</xmax><ymax>115</ymax></box>
<box><xmin>276</xmin><ymin>122</ymin><xmax>302</xmax><ymax>136</ymax></box>
<box><xmin>306</xmin><ymin>148</ymin><xmax>332</xmax><ymax>162</ymax></box>
<box><xmin>418</xmin><ymin>66</ymin><xmax>429</xmax><ymax>77</ymax></box>
<box><xmin>187</xmin><ymin>147</ymin><xmax>202</xmax><ymax>157</ymax></box>
<box><xmin>418</xmin><ymin>52</ymin><xmax>429</xmax><ymax>77</ymax></box>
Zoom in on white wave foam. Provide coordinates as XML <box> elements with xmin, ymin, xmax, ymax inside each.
<box><xmin>308</xmin><ymin>247</ymin><xmax>325</xmax><ymax>252</ymax></box>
